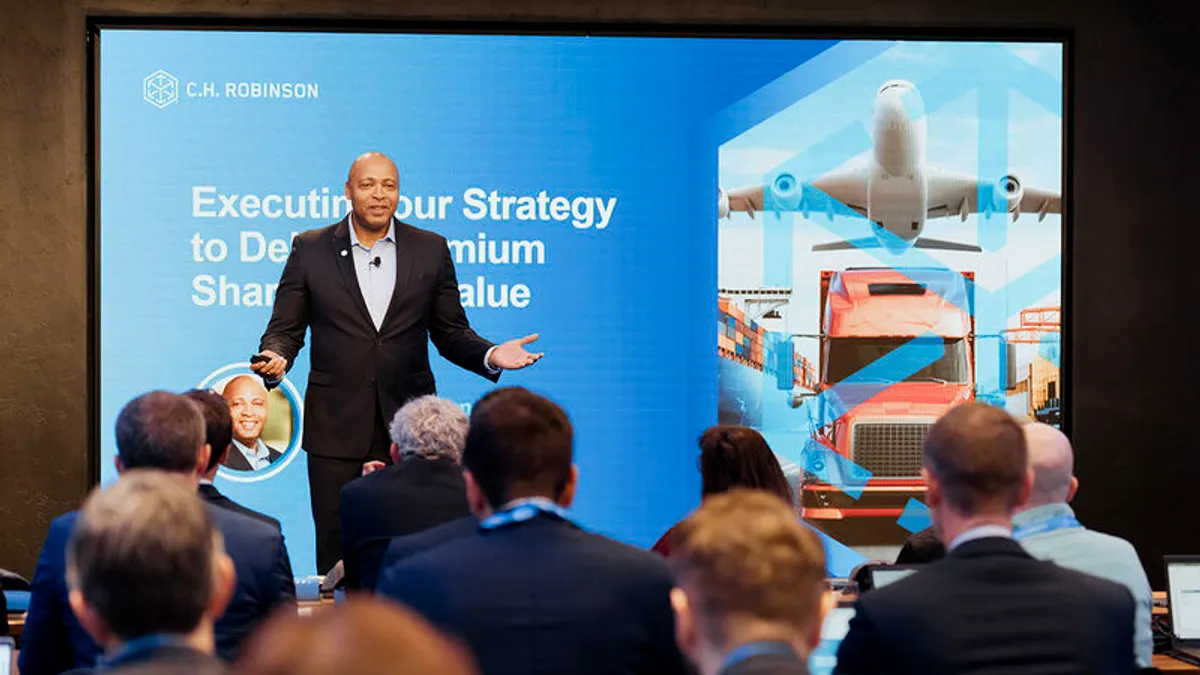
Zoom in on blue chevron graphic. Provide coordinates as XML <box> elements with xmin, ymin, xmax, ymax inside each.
<box><xmin>717</xmin><ymin>40</ymin><xmax>1062</xmax><ymax>575</ymax></box>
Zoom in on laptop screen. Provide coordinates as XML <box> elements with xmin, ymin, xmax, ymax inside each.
<box><xmin>809</xmin><ymin>606</ymin><xmax>855</xmax><ymax>675</ymax></box>
<box><xmin>1169</xmin><ymin>560</ymin><xmax>1200</xmax><ymax>640</ymax></box>
<box><xmin>870</xmin><ymin>567</ymin><xmax>918</xmax><ymax>589</ymax></box>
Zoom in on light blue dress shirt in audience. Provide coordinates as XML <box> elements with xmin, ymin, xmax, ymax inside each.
<box><xmin>1013</xmin><ymin>502</ymin><xmax>1153</xmax><ymax>668</ymax></box>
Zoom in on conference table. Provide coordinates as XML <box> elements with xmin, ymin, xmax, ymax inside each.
<box><xmin>6</xmin><ymin>596</ymin><xmax>1196</xmax><ymax>671</ymax></box>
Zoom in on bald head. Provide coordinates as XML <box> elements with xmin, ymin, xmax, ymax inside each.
<box><xmin>346</xmin><ymin>152</ymin><xmax>400</xmax><ymax>232</ymax></box>
<box><xmin>223</xmin><ymin>375</ymin><xmax>269</xmax><ymax>448</ymax></box>
<box><xmin>1023</xmin><ymin>422</ymin><xmax>1077</xmax><ymax>507</ymax></box>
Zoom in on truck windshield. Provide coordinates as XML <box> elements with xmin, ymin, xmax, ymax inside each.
<box><xmin>825</xmin><ymin>337</ymin><xmax>969</xmax><ymax>385</ymax></box>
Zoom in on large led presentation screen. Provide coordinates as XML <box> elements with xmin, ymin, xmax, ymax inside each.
<box><xmin>96</xmin><ymin>27</ymin><xmax>1064</xmax><ymax>576</ymax></box>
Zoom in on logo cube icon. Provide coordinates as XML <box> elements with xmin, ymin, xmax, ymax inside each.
<box><xmin>143</xmin><ymin>70</ymin><xmax>179</xmax><ymax>109</ymax></box>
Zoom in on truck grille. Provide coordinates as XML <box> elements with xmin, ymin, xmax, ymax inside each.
<box><xmin>851</xmin><ymin>422</ymin><xmax>932</xmax><ymax>479</ymax></box>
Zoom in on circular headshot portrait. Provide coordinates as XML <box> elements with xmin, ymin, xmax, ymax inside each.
<box><xmin>198</xmin><ymin>363</ymin><xmax>304</xmax><ymax>483</ymax></box>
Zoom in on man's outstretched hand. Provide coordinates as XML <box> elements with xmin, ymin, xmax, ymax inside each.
<box><xmin>488</xmin><ymin>334</ymin><xmax>545</xmax><ymax>370</ymax></box>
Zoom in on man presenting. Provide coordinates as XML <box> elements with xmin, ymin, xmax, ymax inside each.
<box><xmin>253</xmin><ymin>152</ymin><xmax>542</xmax><ymax>574</ymax></box>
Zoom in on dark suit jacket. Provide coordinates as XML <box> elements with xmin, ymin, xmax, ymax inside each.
<box><xmin>340</xmin><ymin>457</ymin><xmax>471</xmax><ymax>591</ymax></box>
<box><xmin>377</xmin><ymin>513</ymin><xmax>686</xmax><ymax>675</ymax></box>
<box><xmin>373</xmin><ymin>515</ymin><xmax>479</xmax><ymax>591</ymax></box>
<box><xmin>19</xmin><ymin>507</ymin><xmax>296</xmax><ymax>674</ymax></box>
<box><xmin>834</xmin><ymin>537</ymin><xmax>1136</xmax><ymax>675</ymax></box>
<box><xmin>72</xmin><ymin>646</ymin><xmax>227</xmax><ymax>675</ymax></box>
<box><xmin>895</xmin><ymin>526</ymin><xmax>946</xmax><ymax>564</ymax></box>
<box><xmin>260</xmin><ymin>217</ymin><xmax>498</xmax><ymax>460</ymax></box>
<box><xmin>722</xmin><ymin>652</ymin><xmax>810</xmax><ymax>675</ymax></box>
<box><xmin>220</xmin><ymin>443</ymin><xmax>282</xmax><ymax>472</ymax></box>
<box><xmin>198</xmin><ymin>483</ymin><xmax>281</xmax><ymax>530</ymax></box>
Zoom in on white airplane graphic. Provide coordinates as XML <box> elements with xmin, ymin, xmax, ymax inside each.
<box><xmin>718</xmin><ymin>79</ymin><xmax>1062</xmax><ymax>254</ymax></box>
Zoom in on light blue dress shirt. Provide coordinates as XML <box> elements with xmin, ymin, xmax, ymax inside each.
<box><xmin>1013</xmin><ymin>502</ymin><xmax>1153</xmax><ymax>668</ymax></box>
<box><xmin>348</xmin><ymin>216</ymin><xmax>397</xmax><ymax>331</ymax></box>
<box><xmin>347</xmin><ymin>215</ymin><xmax>500</xmax><ymax>371</ymax></box>
<box><xmin>231</xmin><ymin>438</ymin><xmax>273</xmax><ymax>471</ymax></box>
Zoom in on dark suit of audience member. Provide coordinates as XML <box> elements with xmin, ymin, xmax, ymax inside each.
<box><xmin>834</xmin><ymin>403</ymin><xmax>1135</xmax><ymax>675</ymax></box>
<box><xmin>21</xmin><ymin>392</ymin><xmax>296</xmax><ymax>675</ymax></box>
<box><xmin>894</xmin><ymin>526</ymin><xmax>945</xmax><ymax>564</ymax></box>
<box><xmin>199</xmin><ymin>482</ymin><xmax>281</xmax><ymax>531</ymax></box>
<box><xmin>373</xmin><ymin>515</ymin><xmax>477</xmax><ymax>591</ymax></box>
<box><xmin>62</xmin><ymin>471</ymin><xmax>233</xmax><ymax>675</ymax></box>
<box><xmin>837</xmin><ymin>537</ymin><xmax>1134</xmax><ymax>674</ymax></box>
<box><xmin>341</xmin><ymin>395</ymin><xmax>473</xmax><ymax>591</ymax></box>
<box><xmin>20</xmin><ymin>505</ymin><xmax>294</xmax><ymax>672</ymax></box>
<box><xmin>341</xmin><ymin>458</ymin><xmax>470</xmax><ymax>591</ymax></box>
<box><xmin>377</xmin><ymin>387</ymin><xmax>685</xmax><ymax>675</ymax></box>
<box><xmin>1</xmin><ymin>584</ymin><xmax>7</xmax><ymax>636</ymax></box>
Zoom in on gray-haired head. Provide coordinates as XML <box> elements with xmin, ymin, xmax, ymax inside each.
<box><xmin>389</xmin><ymin>396</ymin><xmax>469</xmax><ymax>463</ymax></box>
<box><xmin>67</xmin><ymin>470</ymin><xmax>224</xmax><ymax>641</ymax></box>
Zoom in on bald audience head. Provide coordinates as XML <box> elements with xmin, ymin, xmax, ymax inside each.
<box><xmin>233</xmin><ymin>599</ymin><xmax>478</xmax><ymax>675</ymax></box>
<box><xmin>1021</xmin><ymin>422</ymin><xmax>1079</xmax><ymax>508</ymax></box>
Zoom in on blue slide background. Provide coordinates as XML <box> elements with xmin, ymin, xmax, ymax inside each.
<box><xmin>98</xmin><ymin>30</ymin><xmax>1030</xmax><ymax>576</ymax></box>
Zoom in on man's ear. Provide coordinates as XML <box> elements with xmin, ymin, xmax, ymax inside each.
<box><xmin>557</xmin><ymin>465</ymin><xmax>579</xmax><ymax>509</ymax></box>
<box><xmin>921</xmin><ymin>467</ymin><xmax>941</xmax><ymax>508</ymax></box>
<box><xmin>114</xmin><ymin>456</ymin><xmax>125</xmax><ymax>475</ymax></box>
<box><xmin>196</xmin><ymin>444</ymin><xmax>212</xmax><ymax>477</ymax></box>
<box><xmin>1067</xmin><ymin>476</ymin><xmax>1080</xmax><ymax>503</ymax></box>
<box><xmin>208</xmin><ymin>551</ymin><xmax>237</xmax><ymax>622</ymax></box>
<box><xmin>69</xmin><ymin>589</ymin><xmax>110</xmax><ymax>647</ymax></box>
<box><xmin>463</xmin><ymin>470</ymin><xmax>489</xmax><ymax>517</ymax></box>
<box><xmin>389</xmin><ymin>443</ymin><xmax>401</xmax><ymax>465</ymax></box>
<box><xmin>670</xmin><ymin>587</ymin><xmax>697</xmax><ymax>656</ymax></box>
<box><xmin>805</xmin><ymin>590</ymin><xmax>836</xmax><ymax>652</ymax></box>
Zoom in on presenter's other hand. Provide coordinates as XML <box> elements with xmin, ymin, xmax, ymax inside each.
<box><xmin>362</xmin><ymin>461</ymin><xmax>387</xmax><ymax>476</ymax></box>
<box><xmin>251</xmin><ymin>350</ymin><xmax>288</xmax><ymax>379</ymax></box>
<box><xmin>489</xmin><ymin>334</ymin><xmax>545</xmax><ymax>370</ymax></box>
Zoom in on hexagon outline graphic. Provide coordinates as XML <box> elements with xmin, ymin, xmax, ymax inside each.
<box><xmin>143</xmin><ymin>69</ymin><xmax>179</xmax><ymax>109</ymax></box>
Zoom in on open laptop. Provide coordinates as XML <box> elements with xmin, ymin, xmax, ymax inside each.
<box><xmin>864</xmin><ymin>564</ymin><xmax>920</xmax><ymax>592</ymax></box>
<box><xmin>809</xmin><ymin>601</ymin><xmax>856</xmax><ymax>675</ymax></box>
<box><xmin>1164</xmin><ymin>556</ymin><xmax>1200</xmax><ymax>664</ymax></box>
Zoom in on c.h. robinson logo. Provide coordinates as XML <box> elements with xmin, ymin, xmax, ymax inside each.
<box><xmin>143</xmin><ymin>69</ymin><xmax>179</xmax><ymax>109</ymax></box>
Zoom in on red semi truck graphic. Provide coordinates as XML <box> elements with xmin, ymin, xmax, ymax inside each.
<box><xmin>796</xmin><ymin>267</ymin><xmax>975</xmax><ymax>527</ymax></box>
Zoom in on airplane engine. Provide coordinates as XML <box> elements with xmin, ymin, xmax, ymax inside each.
<box><xmin>994</xmin><ymin>174</ymin><xmax>1024</xmax><ymax>218</ymax></box>
<box><xmin>768</xmin><ymin>172</ymin><xmax>804</xmax><ymax>211</ymax></box>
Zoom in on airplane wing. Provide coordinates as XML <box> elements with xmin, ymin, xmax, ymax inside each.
<box><xmin>720</xmin><ymin>167</ymin><xmax>869</xmax><ymax>219</ymax></box>
<box><xmin>926</xmin><ymin>169</ymin><xmax>1062</xmax><ymax>222</ymax></box>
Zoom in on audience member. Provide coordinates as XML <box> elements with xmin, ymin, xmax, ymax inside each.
<box><xmin>1013</xmin><ymin>422</ymin><xmax>1154</xmax><ymax>668</ymax></box>
<box><xmin>894</xmin><ymin>527</ymin><xmax>944</xmax><ymax>564</ymax></box>
<box><xmin>668</xmin><ymin>489</ymin><xmax>829</xmax><ymax>675</ymax></box>
<box><xmin>652</xmin><ymin>425</ymin><xmax>793</xmax><ymax>556</ymax></box>
<box><xmin>377</xmin><ymin>386</ymin><xmax>686</xmax><ymax>675</ymax></box>
<box><xmin>66</xmin><ymin>471</ymin><xmax>234</xmax><ymax>675</ymax></box>
<box><xmin>834</xmin><ymin>403</ymin><xmax>1136</xmax><ymax>675</ymax></box>
<box><xmin>232</xmin><ymin>599</ymin><xmax>478</xmax><ymax>675</ymax></box>
<box><xmin>21</xmin><ymin>391</ymin><xmax>296</xmax><ymax>674</ymax></box>
<box><xmin>185</xmin><ymin>389</ymin><xmax>281</xmax><ymax>529</ymax></box>
<box><xmin>340</xmin><ymin>395</ymin><xmax>472</xmax><ymax>591</ymax></box>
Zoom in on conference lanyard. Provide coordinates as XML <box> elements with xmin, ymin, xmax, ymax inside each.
<box><xmin>479</xmin><ymin>497</ymin><xmax>570</xmax><ymax>531</ymax></box>
<box><xmin>98</xmin><ymin>634</ymin><xmax>196</xmax><ymax>669</ymax></box>
<box><xmin>1012</xmin><ymin>514</ymin><xmax>1082</xmax><ymax>540</ymax></box>
<box><xmin>720</xmin><ymin>641</ymin><xmax>796</xmax><ymax>671</ymax></box>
